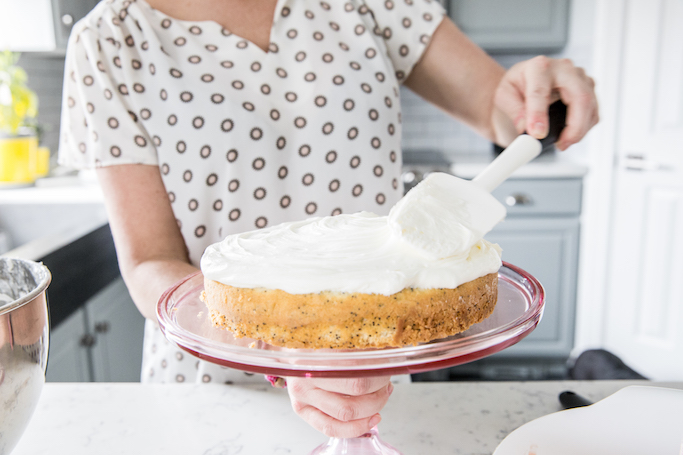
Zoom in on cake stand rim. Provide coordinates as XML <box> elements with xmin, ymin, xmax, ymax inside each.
<box><xmin>156</xmin><ymin>262</ymin><xmax>545</xmax><ymax>376</ymax></box>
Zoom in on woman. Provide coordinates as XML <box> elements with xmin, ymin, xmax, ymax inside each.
<box><xmin>59</xmin><ymin>0</ymin><xmax>598</xmax><ymax>439</ymax></box>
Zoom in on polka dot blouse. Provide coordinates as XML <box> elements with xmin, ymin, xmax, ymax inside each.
<box><xmin>60</xmin><ymin>0</ymin><xmax>445</xmax><ymax>265</ymax></box>
<box><xmin>58</xmin><ymin>0</ymin><xmax>445</xmax><ymax>384</ymax></box>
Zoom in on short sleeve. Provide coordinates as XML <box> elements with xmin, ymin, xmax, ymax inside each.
<box><xmin>58</xmin><ymin>18</ymin><xmax>158</xmax><ymax>169</ymax></box>
<box><xmin>363</xmin><ymin>0</ymin><xmax>446</xmax><ymax>83</ymax></box>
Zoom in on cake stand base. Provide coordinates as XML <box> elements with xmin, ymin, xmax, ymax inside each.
<box><xmin>309</xmin><ymin>427</ymin><xmax>402</xmax><ymax>455</ymax></box>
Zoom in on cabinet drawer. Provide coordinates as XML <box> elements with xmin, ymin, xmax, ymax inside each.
<box><xmin>491</xmin><ymin>178</ymin><xmax>582</xmax><ymax>216</ymax></box>
<box><xmin>448</xmin><ymin>0</ymin><xmax>570</xmax><ymax>53</ymax></box>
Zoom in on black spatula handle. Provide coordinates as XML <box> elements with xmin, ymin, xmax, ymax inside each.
<box><xmin>493</xmin><ymin>99</ymin><xmax>567</xmax><ymax>154</ymax></box>
<box><xmin>542</xmin><ymin>99</ymin><xmax>568</xmax><ymax>147</ymax></box>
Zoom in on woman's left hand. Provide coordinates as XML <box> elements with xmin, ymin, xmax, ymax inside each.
<box><xmin>286</xmin><ymin>376</ymin><xmax>393</xmax><ymax>438</ymax></box>
<box><xmin>493</xmin><ymin>56</ymin><xmax>599</xmax><ymax>151</ymax></box>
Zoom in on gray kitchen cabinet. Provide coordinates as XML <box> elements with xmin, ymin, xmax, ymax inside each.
<box><xmin>51</xmin><ymin>0</ymin><xmax>99</xmax><ymax>49</ymax></box>
<box><xmin>46</xmin><ymin>307</ymin><xmax>91</xmax><ymax>382</ymax></box>
<box><xmin>448</xmin><ymin>0</ymin><xmax>570</xmax><ymax>53</ymax></box>
<box><xmin>88</xmin><ymin>278</ymin><xmax>145</xmax><ymax>382</ymax></box>
<box><xmin>487</xmin><ymin>178</ymin><xmax>581</xmax><ymax>358</ymax></box>
<box><xmin>486</xmin><ymin>217</ymin><xmax>579</xmax><ymax>357</ymax></box>
<box><xmin>46</xmin><ymin>277</ymin><xmax>145</xmax><ymax>382</ymax></box>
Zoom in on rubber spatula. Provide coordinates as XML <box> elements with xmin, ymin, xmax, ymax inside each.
<box><xmin>388</xmin><ymin>134</ymin><xmax>542</xmax><ymax>259</ymax></box>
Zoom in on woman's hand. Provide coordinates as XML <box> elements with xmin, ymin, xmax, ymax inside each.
<box><xmin>286</xmin><ymin>376</ymin><xmax>394</xmax><ymax>438</ymax></box>
<box><xmin>493</xmin><ymin>56</ymin><xmax>599</xmax><ymax>151</ymax></box>
<box><xmin>406</xmin><ymin>18</ymin><xmax>598</xmax><ymax>151</ymax></box>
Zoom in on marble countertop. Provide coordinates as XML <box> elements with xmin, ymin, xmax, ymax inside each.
<box><xmin>403</xmin><ymin>150</ymin><xmax>589</xmax><ymax>180</ymax></box>
<box><xmin>0</xmin><ymin>170</ymin><xmax>107</xmax><ymax>259</ymax></box>
<box><xmin>0</xmin><ymin>173</ymin><xmax>103</xmax><ymax>205</ymax></box>
<box><xmin>12</xmin><ymin>380</ymin><xmax>683</xmax><ymax>455</ymax></box>
<box><xmin>449</xmin><ymin>152</ymin><xmax>589</xmax><ymax>180</ymax></box>
<box><xmin>0</xmin><ymin>150</ymin><xmax>588</xmax><ymax>206</ymax></box>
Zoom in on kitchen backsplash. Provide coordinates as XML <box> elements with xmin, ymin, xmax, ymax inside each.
<box><xmin>400</xmin><ymin>86</ymin><xmax>493</xmax><ymax>156</ymax></box>
<box><xmin>17</xmin><ymin>53</ymin><xmax>65</xmax><ymax>163</ymax></box>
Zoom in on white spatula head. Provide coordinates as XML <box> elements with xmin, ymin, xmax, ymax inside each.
<box><xmin>388</xmin><ymin>172</ymin><xmax>505</xmax><ymax>259</ymax></box>
<box><xmin>388</xmin><ymin>135</ymin><xmax>541</xmax><ymax>259</ymax></box>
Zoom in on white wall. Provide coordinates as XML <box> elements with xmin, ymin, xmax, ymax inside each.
<box><xmin>0</xmin><ymin>0</ymin><xmax>56</xmax><ymax>51</ymax></box>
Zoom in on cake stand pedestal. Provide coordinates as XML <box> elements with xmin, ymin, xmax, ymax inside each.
<box><xmin>307</xmin><ymin>426</ymin><xmax>400</xmax><ymax>454</ymax></box>
<box><xmin>157</xmin><ymin>262</ymin><xmax>545</xmax><ymax>455</ymax></box>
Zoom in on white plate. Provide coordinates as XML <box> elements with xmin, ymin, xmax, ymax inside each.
<box><xmin>493</xmin><ymin>386</ymin><xmax>683</xmax><ymax>455</ymax></box>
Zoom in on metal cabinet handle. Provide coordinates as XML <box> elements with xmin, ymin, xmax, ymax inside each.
<box><xmin>401</xmin><ymin>171</ymin><xmax>422</xmax><ymax>184</ymax></box>
<box><xmin>505</xmin><ymin>194</ymin><xmax>533</xmax><ymax>207</ymax></box>
<box><xmin>401</xmin><ymin>171</ymin><xmax>422</xmax><ymax>194</ymax></box>
<box><xmin>94</xmin><ymin>321</ymin><xmax>110</xmax><ymax>334</ymax></box>
<box><xmin>622</xmin><ymin>154</ymin><xmax>670</xmax><ymax>172</ymax></box>
<box><xmin>79</xmin><ymin>333</ymin><xmax>95</xmax><ymax>348</ymax></box>
<box><xmin>61</xmin><ymin>14</ymin><xmax>74</xmax><ymax>26</ymax></box>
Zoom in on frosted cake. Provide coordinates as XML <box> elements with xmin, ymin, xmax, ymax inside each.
<box><xmin>201</xmin><ymin>173</ymin><xmax>505</xmax><ymax>349</ymax></box>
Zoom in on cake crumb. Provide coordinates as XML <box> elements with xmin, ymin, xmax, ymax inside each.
<box><xmin>249</xmin><ymin>341</ymin><xmax>257</xmax><ymax>349</ymax></box>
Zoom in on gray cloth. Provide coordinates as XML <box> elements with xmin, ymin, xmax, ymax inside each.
<box><xmin>569</xmin><ymin>349</ymin><xmax>647</xmax><ymax>380</ymax></box>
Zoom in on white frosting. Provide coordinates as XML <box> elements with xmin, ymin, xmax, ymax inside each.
<box><xmin>201</xmin><ymin>173</ymin><xmax>504</xmax><ymax>295</ymax></box>
<box><xmin>388</xmin><ymin>172</ymin><xmax>505</xmax><ymax>259</ymax></box>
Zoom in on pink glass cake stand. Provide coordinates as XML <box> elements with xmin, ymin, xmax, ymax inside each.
<box><xmin>157</xmin><ymin>262</ymin><xmax>544</xmax><ymax>455</ymax></box>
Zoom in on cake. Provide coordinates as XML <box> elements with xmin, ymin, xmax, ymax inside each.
<box><xmin>201</xmin><ymin>173</ymin><xmax>506</xmax><ymax>349</ymax></box>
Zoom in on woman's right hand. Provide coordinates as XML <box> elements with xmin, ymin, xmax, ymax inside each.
<box><xmin>286</xmin><ymin>376</ymin><xmax>394</xmax><ymax>438</ymax></box>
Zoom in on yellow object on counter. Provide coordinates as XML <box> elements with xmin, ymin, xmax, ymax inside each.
<box><xmin>0</xmin><ymin>135</ymin><xmax>39</xmax><ymax>183</ymax></box>
<box><xmin>36</xmin><ymin>146</ymin><xmax>50</xmax><ymax>177</ymax></box>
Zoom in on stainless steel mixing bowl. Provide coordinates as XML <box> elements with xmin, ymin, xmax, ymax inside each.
<box><xmin>0</xmin><ymin>258</ymin><xmax>51</xmax><ymax>455</ymax></box>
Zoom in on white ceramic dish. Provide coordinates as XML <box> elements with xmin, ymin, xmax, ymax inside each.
<box><xmin>494</xmin><ymin>386</ymin><xmax>683</xmax><ymax>455</ymax></box>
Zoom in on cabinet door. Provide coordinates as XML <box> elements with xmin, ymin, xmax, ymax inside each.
<box><xmin>448</xmin><ymin>0</ymin><xmax>569</xmax><ymax>53</ymax></box>
<box><xmin>51</xmin><ymin>0</ymin><xmax>99</xmax><ymax>49</ymax></box>
<box><xmin>485</xmin><ymin>216</ymin><xmax>580</xmax><ymax>357</ymax></box>
<box><xmin>87</xmin><ymin>278</ymin><xmax>146</xmax><ymax>382</ymax></box>
<box><xmin>46</xmin><ymin>307</ymin><xmax>91</xmax><ymax>382</ymax></box>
